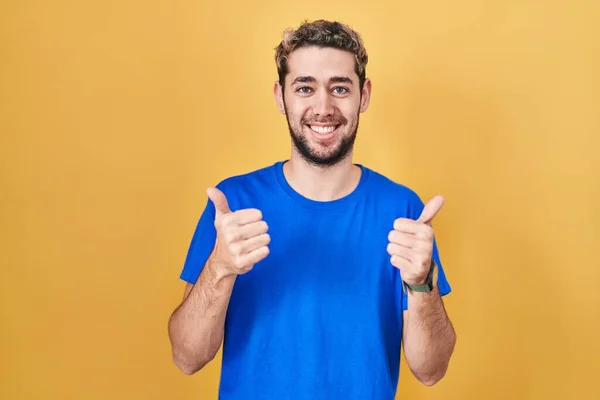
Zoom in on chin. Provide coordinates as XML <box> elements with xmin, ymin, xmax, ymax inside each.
<box><xmin>288</xmin><ymin>122</ymin><xmax>357</xmax><ymax>167</ymax></box>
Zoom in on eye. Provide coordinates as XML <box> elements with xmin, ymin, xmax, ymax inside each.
<box><xmin>332</xmin><ymin>86</ymin><xmax>349</xmax><ymax>95</ymax></box>
<box><xmin>296</xmin><ymin>86</ymin><xmax>313</xmax><ymax>94</ymax></box>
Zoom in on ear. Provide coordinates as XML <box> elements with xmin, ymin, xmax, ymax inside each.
<box><xmin>359</xmin><ymin>78</ymin><xmax>372</xmax><ymax>113</ymax></box>
<box><xmin>274</xmin><ymin>81</ymin><xmax>286</xmax><ymax>115</ymax></box>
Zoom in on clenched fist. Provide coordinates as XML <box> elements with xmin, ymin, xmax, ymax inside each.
<box><xmin>387</xmin><ymin>195</ymin><xmax>444</xmax><ymax>286</ymax></box>
<box><xmin>207</xmin><ymin>187</ymin><xmax>270</xmax><ymax>277</ymax></box>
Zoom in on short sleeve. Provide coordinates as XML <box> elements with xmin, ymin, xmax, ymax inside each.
<box><xmin>179</xmin><ymin>196</ymin><xmax>217</xmax><ymax>284</ymax></box>
<box><xmin>397</xmin><ymin>195</ymin><xmax>452</xmax><ymax>311</ymax></box>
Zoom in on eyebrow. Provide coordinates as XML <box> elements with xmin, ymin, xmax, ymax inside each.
<box><xmin>330</xmin><ymin>76</ymin><xmax>354</xmax><ymax>85</ymax></box>
<box><xmin>291</xmin><ymin>76</ymin><xmax>354</xmax><ymax>85</ymax></box>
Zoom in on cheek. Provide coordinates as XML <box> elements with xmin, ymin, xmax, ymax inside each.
<box><xmin>338</xmin><ymin>99</ymin><xmax>361</xmax><ymax>117</ymax></box>
<box><xmin>285</xmin><ymin>101</ymin><xmax>308</xmax><ymax>122</ymax></box>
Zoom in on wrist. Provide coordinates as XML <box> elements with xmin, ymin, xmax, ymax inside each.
<box><xmin>207</xmin><ymin>256</ymin><xmax>237</xmax><ymax>284</ymax></box>
<box><xmin>405</xmin><ymin>276</ymin><xmax>428</xmax><ymax>286</ymax></box>
<box><xmin>403</xmin><ymin>261</ymin><xmax>438</xmax><ymax>293</ymax></box>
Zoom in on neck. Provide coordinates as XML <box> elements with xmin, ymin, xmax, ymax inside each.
<box><xmin>283</xmin><ymin>151</ymin><xmax>362</xmax><ymax>202</ymax></box>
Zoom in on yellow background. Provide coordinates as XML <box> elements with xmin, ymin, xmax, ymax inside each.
<box><xmin>1</xmin><ymin>0</ymin><xmax>599</xmax><ymax>399</ymax></box>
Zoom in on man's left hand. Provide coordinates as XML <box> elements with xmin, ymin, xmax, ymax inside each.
<box><xmin>387</xmin><ymin>195</ymin><xmax>444</xmax><ymax>286</ymax></box>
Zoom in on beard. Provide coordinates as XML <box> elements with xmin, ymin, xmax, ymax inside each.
<box><xmin>283</xmin><ymin>103</ymin><xmax>360</xmax><ymax>168</ymax></box>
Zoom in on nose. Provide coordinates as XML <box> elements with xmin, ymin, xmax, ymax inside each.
<box><xmin>312</xmin><ymin>90</ymin><xmax>335</xmax><ymax>118</ymax></box>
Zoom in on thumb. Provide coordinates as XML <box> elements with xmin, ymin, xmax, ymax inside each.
<box><xmin>417</xmin><ymin>195</ymin><xmax>444</xmax><ymax>225</ymax></box>
<box><xmin>207</xmin><ymin>187</ymin><xmax>231</xmax><ymax>216</ymax></box>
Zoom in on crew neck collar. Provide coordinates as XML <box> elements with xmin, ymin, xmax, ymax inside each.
<box><xmin>273</xmin><ymin>160</ymin><xmax>370</xmax><ymax>210</ymax></box>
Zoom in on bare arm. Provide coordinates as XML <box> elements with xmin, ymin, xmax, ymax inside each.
<box><xmin>387</xmin><ymin>195</ymin><xmax>456</xmax><ymax>386</ymax></box>
<box><xmin>402</xmin><ymin>288</ymin><xmax>456</xmax><ymax>385</ymax></box>
<box><xmin>168</xmin><ymin>186</ymin><xmax>270</xmax><ymax>375</ymax></box>
<box><xmin>168</xmin><ymin>257</ymin><xmax>236</xmax><ymax>375</ymax></box>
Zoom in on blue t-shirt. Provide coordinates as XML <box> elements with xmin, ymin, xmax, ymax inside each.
<box><xmin>180</xmin><ymin>160</ymin><xmax>451</xmax><ymax>400</ymax></box>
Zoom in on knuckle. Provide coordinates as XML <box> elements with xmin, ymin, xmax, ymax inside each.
<box><xmin>386</xmin><ymin>243</ymin><xmax>394</xmax><ymax>255</ymax></box>
<box><xmin>234</xmin><ymin>254</ymin><xmax>245</xmax><ymax>269</ymax></box>
<box><xmin>416</xmin><ymin>231</ymin><xmax>429</xmax><ymax>241</ymax></box>
<box><xmin>423</xmin><ymin>225</ymin><xmax>434</xmax><ymax>238</ymax></box>
<box><xmin>415</xmin><ymin>242</ymin><xmax>430</xmax><ymax>254</ymax></box>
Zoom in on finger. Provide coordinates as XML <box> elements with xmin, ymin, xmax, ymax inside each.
<box><xmin>386</xmin><ymin>242</ymin><xmax>412</xmax><ymax>261</ymax></box>
<box><xmin>417</xmin><ymin>195</ymin><xmax>444</xmax><ymax>225</ymax></box>
<box><xmin>207</xmin><ymin>187</ymin><xmax>231</xmax><ymax>216</ymax></box>
<box><xmin>222</xmin><ymin>221</ymin><xmax>268</xmax><ymax>244</ymax></box>
<box><xmin>237</xmin><ymin>220</ymin><xmax>269</xmax><ymax>240</ymax></box>
<box><xmin>388</xmin><ymin>230</ymin><xmax>416</xmax><ymax>247</ymax></box>
<box><xmin>390</xmin><ymin>255</ymin><xmax>411</xmax><ymax>270</ymax></box>
<box><xmin>239</xmin><ymin>233</ymin><xmax>271</xmax><ymax>254</ymax></box>
<box><xmin>239</xmin><ymin>245</ymin><xmax>270</xmax><ymax>267</ymax></box>
<box><xmin>411</xmin><ymin>236</ymin><xmax>434</xmax><ymax>254</ymax></box>
<box><xmin>231</xmin><ymin>208</ymin><xmax>264</xmax><ymax>225</ymax></box>
<box><xmin>393</xmin><ymin>218</ymin><xmax>424</xmax><ymax>234</ymax></box>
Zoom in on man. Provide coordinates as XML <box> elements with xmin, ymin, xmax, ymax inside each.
<box><xmin>168</xmin><ymin>19</ymin><xmax>456</xmax><ymax>400</ymax></box>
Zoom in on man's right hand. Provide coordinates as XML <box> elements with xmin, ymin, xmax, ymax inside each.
<box><xmin>206</xmin><ymin>187</ymin><xmax>270</xmax><ymax>278</ymax></box>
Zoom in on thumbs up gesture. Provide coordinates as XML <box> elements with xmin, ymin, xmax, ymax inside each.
<box><xmin>386</xmin><ymin>195</ymin><xmax>444</xmax><ymax>286</ymax></box>
<box><xmin>206</xmin><ymin>187</ymin><xmax>271</xmax><ymax>277</ymax></box>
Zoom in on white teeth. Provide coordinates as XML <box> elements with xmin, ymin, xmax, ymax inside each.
<box><xmin>310</xmin><ymin>125</ymin><xmax>336</xmax><ymax>134</ymax></box>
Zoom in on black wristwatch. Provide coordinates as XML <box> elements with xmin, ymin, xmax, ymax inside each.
<box><xmin>403</xmin><ymin>261</ymin><xmax>438</xmax><ymax>293</ymax></box>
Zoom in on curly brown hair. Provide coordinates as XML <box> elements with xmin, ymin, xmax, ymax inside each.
<box><xmin>274</xmin><ymin>20</ymin><xmax>369</xmax><ymax>91</ymax></box>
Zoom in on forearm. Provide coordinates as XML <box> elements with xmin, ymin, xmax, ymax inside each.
<box><xmin>168</xmin><ymin>258</ymin><xmax>236</xmax><ymax>374</ymax></box>
<box><xmin>403</xmin><ymin>287</ymin><xmax>456</xmax><ymax>385</ymax></box>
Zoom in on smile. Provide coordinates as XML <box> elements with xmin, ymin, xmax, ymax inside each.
<box><xmin>308</xmin><ymin>125</ymin><xmax>341</xmax><ymax>135</ymax></box>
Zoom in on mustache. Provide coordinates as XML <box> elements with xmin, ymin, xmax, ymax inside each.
<box><xmin>301</xmin><ymin>115</ymin><xmax>348</xmax><ymax>125</ymax></box>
